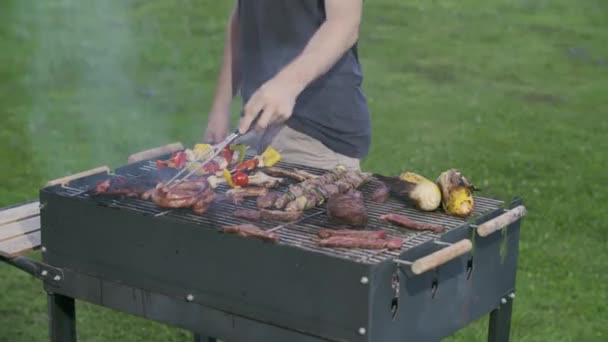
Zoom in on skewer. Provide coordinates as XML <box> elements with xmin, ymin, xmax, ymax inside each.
<box><xmin>163</xmin><ymin>112</ymin><xmax>262</xmax><ymax>189</ymax></box>
<box><xmin>162</xmin><ymin>147</ymin><xmax>215</xmax><ymax>186</ymax></box>
<box><xmin>164</xmin><ymin>131</ymin><xmax>241</xmax><ymax>190</ymax></box>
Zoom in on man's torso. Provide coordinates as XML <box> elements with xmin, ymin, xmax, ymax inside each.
<box><xmin>237</xmin><ymin>0</ymin><xmax>371</xmax><ymax>159</ymax></box>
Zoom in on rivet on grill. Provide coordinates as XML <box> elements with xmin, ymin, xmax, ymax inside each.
<box><xmin>509</xmin><ymin>293</ymin><xmax>516</xmax><ymax>299</ymax></box>
<box><xmin>53</xmin><ymin>275</ymin><xmax>62</xmax><ymax>281</ymax></box>
<box><xmin>360</xmin><ymin>276</ymin><xmax>369</xmax><ymax>285</ymax></box>
<box><xmin>186</xmin><ymin>294</ymin><xmax>194</xmax><ymax>302</ymax></box>
<box><xmin>41</xmin><ymin>270</ymin><xmax>48</xmax><ymax>277</ymax></box>
<box><xmin>41</xmin><ymin>246</ymin><xmax>47</xmax><ymax>253</ymax></box>
<box><xmin>358</xmin><ymin>327</ymin><xmax>366</xmax><ymax>335</ymax></box>
<box><xmin>500</xmin><ymin>298</ymin><xmax>507</xmax><ymax>304</ymax></box>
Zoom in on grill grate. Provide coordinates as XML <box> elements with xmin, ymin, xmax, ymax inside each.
<box><xmin>52</xmin><ymin>160</ymin><xmax>504</xmax><ymax>265</ymax></box>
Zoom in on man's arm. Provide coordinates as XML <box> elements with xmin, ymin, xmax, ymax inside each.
<box><xmin>205</xmin><ymin>1</ymin><xmax>240</xmax><ymax>143</ymax></box>
<box><xmin>240</xmin><ymin>0</ymin><xmax>363</xmax><ymax>133</ymax></box>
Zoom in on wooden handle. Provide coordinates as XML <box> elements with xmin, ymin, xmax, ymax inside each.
<box><xmin>45</xmin><ymin>166</ymin><xmax>110</xmax><ymax>187</ymax></box>
<box><xmin>127</xmin><ymin>142</ymin><xmax>184</xmax><ymax>164</ymax></box>
<box><xmin>477</xmin><ymin>205</ymin><xmax>527</xmax><ymax>237</ymax></box>
<box><xmin>411</xmin><ymin>239</ymin><xmax>473</xmax><ymax>275</ymax></box>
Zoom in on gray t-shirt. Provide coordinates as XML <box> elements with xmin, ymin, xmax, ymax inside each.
<box><xmin>237</xmin><ymin>0</ymin><xmax>371</xmax><ymax>158</ymax></box>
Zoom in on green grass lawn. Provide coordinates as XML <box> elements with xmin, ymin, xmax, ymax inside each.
<box><xmin>1</xmin><ymin>0</ymin><xmax>607</xmax><ymax>341</ymax></box>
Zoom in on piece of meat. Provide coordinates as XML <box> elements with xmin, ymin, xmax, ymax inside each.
<box><xmin>274</xmin><ymin>193</ymin><xmax>295</xmax><ymax>209</ymax></box>
<box><xmin>342</xmin><ymin>171</ymin><xmax>366</xmax><ymax>189</ymax></box>
<box><xmin>151</xmin><ymin>180</ymin><xmax>213</xmax><ymax>210</ymax></box>
<box><xmin>256</xmin><ymin>191</ymin><xmax>281</xmax><ymax>209</ymax></box>
<box><xmin>192</xmin><ymin>189</ymin><xmax>216</xmax><ymax>215</ymax></box>
<box><xmin>151</xmin><ymin>187</ymin><xmax>201</xmax><ymax>208</ymax></box>
<box><xmin>327</xmin><ymin>191</ymin><xmax>368</xmax><ymax>227</ymax></box>
<box><xmin>222</xmin><ymin>224</ymin><xmax>278</xmax><ymax>243</ymax></box>
<box><xmin>192</xmin><ymin>201</ymin><xmax>212</xmax><ymax>215</ymax></box>
<box><xmin>318</xmin><ymin>236</ymin><xmax>402</xmax><ymax>250</ymax></box>
<box><xmin>272</xmin><ymin>168</ymin><xmax>368</xmax><ymax>210</ymax></box>
<box><xmin>246</xmin><ymin>172</ymin><xmax>284</xmax><ymax>188</ymax></box>
<box><xmin>216</xmin><ymin>193</ymin><xmax>244</xmax><ymax>205</ymax></box>
<box><xmin>318</xmin><ymin>229</ymin><xmax>387</xmax><ymax>239</ymax></box>
<box><xmin>234</xmin><ymin>208</ymin><xmax>302</xmax><ymax>222</ymax></box>
<box><xmin>260</xmin><ymin>209</ymin><xmax>303</xmax><ymax>222</ymax></box>
<box><xmin>234</xmin><ymin>209</ymin><xmax>262</xmax><ymax>221</ymax></box>
<box><xmin>140</xmin><ymin>188</ymin><xmax>155</xmax><ymax>201</ymax></box>
<box><xmin>261</xmin><ymin>167</ymin><xmax>307</xmax><ymax>182</ymax></box>
<box><xmin>95</xmin><ymin>178</ymin><xmax>112</xmax><ymax>193</ymax></box>
<box><xmin>371</xmin><ymin>182</ymin><xmax>390</xmax><ymax>203</ymax></box>
<box><xmin>334</xmin><ymin>180</ymin><xmax>354</xmax><ymax>193</ymax></box>
<box><xmin>163</xmin><ymin>181</ymin><xmax>207</xmax><ymax>200</ymax></box>
<box><xmin>93</xmin><ymin>176</ymin><xmax>156</xmax><ymax>197</ymax></box>
<box><xmin>226</xmin><ymin>187</ymin><xmax>269</xmax><ymax>198</ymax></box>
<box><xmin>314</xmin><ymin>183</ymin><xmax>339</xmax><ymax>201</ymax></box>
<box><xmin>380</xmin><ymin>213</ymin><xmax>446</xmax><ymax>233</ymax></box>
<box><xmin>221</xmin><ymin>187</ymin><xmax>269</xmax><ymax>205</ymax></box>
<box><xmin>294</xmin><ymin>169</ymin><xmax>319</xmax><ymax>180</ymax></box>
<box><xmin>285</xmin><ymin>192</ymin><xmax>321</xmax><ymax>211</ymax></box>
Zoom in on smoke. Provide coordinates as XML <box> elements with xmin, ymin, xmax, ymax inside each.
<box><xmin>13</xmin><ymin>0</ymin><xmax>202</xmax><ymax>179</ymax></box>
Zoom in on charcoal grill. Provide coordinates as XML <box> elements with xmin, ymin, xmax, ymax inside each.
<box><xmin>1</xmin><ymin>144</ymin><xmax>526</xmax><ymax>342</ymax></box>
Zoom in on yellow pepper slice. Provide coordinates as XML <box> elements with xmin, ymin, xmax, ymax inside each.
<box><xmin>193</xmin><ymin>144</ymin><xmax>212</xmax><ymax>159</ymax></box>
<box><xmin>261</xmin><ymin>146</ymin><xmax>281</xmax><ymax>167</ymax></box>
<box><xmin>223</xmin><ymin>168</ymin><xmax>239</xmax><ymax>188</ymax></box>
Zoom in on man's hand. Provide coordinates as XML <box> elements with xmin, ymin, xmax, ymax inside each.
<box><xmin>238</xmin><ymin>0</ymin><xmax>362</xmax><ymax>134</ymax></box>
<box><xmin>239</xmin><ymin>74</ymin><xmax>303</xmax><ymax>134</ymax></box>
<box><xmin>204</xmin><ymin>111</ymin><xmax>231</xmax><ymax>143</ymax></box>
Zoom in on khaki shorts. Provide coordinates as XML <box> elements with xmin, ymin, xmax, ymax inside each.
<box><xmin>239</xmin><ymin>125</ymin><xmax>360</xmax><ymax>170</ymax></box>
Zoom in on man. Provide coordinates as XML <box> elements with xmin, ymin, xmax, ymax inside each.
<box><xmin>204</xmin><ymin>0</ymin><xmax>371</xmax><ymax>170</ymax></box>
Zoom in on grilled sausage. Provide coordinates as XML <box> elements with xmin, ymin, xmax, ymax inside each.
<box><xmin>261</xmin><ymin>167</ymin><xmax>307</xmax><ymax>182</ymax></box>
<box><xmin>317</xmin><ymin>229</ymin><xmax>387</xmax><ymax>239</ymax></box>
<box><xmin>226</xmin><ymin>187</ymin><xmax>269</xmax><ymax>198</ymax></box>
<box><xmin>234</xmin><ymin>209</ymin><xmax>262</xmax><ymax>221</ymax></box>
<box><xmin>318</xmin><ymin>237</ymin><xmax>403</xmax><ymax>250</ymax></box>
<box><xmin>379</xmin><ymin>213</ymin><xmax>446</xmax><ymax>233</ymax></box>
<box><xmin>222</xmin><ymin>224</ymin><xmax>278</xmax><ymax>243</ymax></box>
<box><xmin>260</xmin><ymin>209</ymin><xmax>303</xmax><ymax>222</ymax></box>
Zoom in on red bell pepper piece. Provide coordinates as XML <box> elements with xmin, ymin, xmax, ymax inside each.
<box><xmin>172</xmin><ymin>151</ymin><xmax>187</xmax><ymax>169</ymax></box>
<box><xmin>202</xmin><ymin>161</ymin><xmax>221</xmax><ymax>174</ymax></box>
<box><xmin>221</xmin><ymin>147</ymin><xmax>233</xmax><ymax>165</ymax></box>
<box><xmin>234</xmin><ymin>158</ymin><xmax>258</xmax><ymax>172</ymax></box>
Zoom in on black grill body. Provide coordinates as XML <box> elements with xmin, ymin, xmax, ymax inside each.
<box><xmin>39</xmin><ymin>160</ymin><xmax>522</xmax><ymax>342</ymax></box>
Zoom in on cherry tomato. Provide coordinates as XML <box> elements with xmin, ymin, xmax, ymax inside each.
<box><xmin>233</xmin><ymin>171</ymin><xmax>249</xmax><ymax>186</ymax></box>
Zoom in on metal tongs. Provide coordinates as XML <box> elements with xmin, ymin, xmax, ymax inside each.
<box><xmin>163</xmin><ymin>113</ymin><xmax>260</xmax><ymax>189</ymax></box>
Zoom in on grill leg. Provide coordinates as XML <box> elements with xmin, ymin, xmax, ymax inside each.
<box><xmin>192</xmin><ymin>332</ymin><xmax>218</xmax><ymax>342</ymax></box>
<box><xmin>48</xmin><ymin>293</ymin><xmax>77</xmax><ymax>342</ymax></box>
<box><xmin>487</xmin><ymin>296</ymin><xmax>513</xmax><ymax>342</ymax></box>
